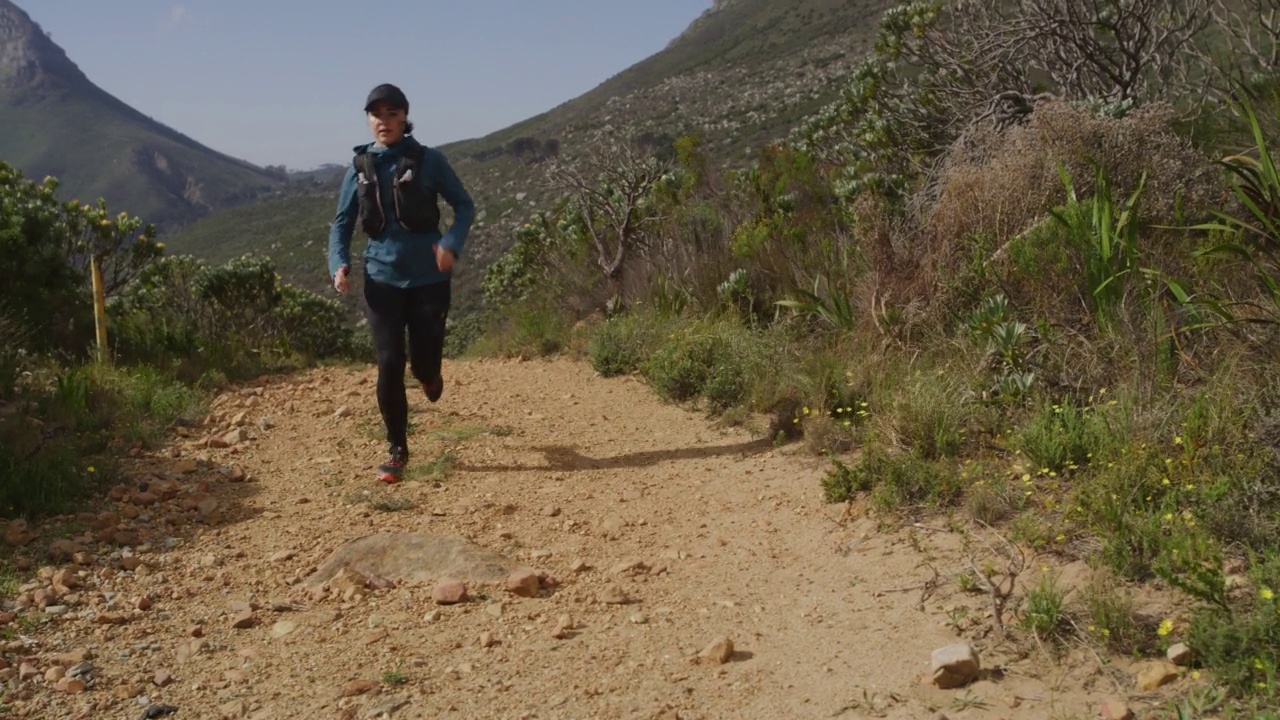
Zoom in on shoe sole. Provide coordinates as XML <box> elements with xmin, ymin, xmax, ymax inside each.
<box><xmin>378</xmin><ymin>472</ymin><xmax>402</xmax><ymax>484</ymax></box>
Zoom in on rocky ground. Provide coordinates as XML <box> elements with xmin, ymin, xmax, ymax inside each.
<box><xmin>0</xmin><ymin>358</ymin><xmax>1198</xmax><ymax>719</ymax></box>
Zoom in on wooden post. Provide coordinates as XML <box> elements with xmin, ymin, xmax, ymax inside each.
<box><xmin>90</xmin><ymin>255</ymin><xmax>108</xmax><ymax>364</ymax></box>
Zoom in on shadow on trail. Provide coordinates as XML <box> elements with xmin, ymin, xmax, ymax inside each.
<box><xmin>456</xmin><ymin>437</ymin><xmax>774</xmax><ymax>473</ymax></box>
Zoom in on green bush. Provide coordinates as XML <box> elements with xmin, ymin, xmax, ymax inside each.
<box><xmin>643</xmin><ymin>321</ymin><xmax>755</xmax><ymax>410</ymax></box>
<box><xmin>110</xmin><ymin>252</ymin><xmax>358</xmax><ymax>378</ymax></box>
<box><xmin>589</xmin><ymin>313</ymin><xmax>671</xmax><ymax>377</ymax></box>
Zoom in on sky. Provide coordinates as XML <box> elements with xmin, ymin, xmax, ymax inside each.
<box><xmin>25</xmin><ymin>1</ymin><xmax>711</xmax><ymax>170</ymax></box>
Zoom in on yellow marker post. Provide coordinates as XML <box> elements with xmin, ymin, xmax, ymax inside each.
<box><xmin>90</xmin><ymin>254</ymin><xmax>108</xmax><ymax>364</ymax></box>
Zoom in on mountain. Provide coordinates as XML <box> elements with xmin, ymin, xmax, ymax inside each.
<box><xmin>0</xmin><ymin>0</ymin><xmax>283</xmax><ymax>228</ymax></box>
<box><xmin>163</xmin><ymin>0</ymin><xmax>899</xmax><ymax>318</ymax></box>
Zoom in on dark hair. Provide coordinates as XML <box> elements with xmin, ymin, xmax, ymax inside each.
<box><xmin>404</xmin><ymin>120</ymin><xmax>415</xmax><ymax>136</ymax></box>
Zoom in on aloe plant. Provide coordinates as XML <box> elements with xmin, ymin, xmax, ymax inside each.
<box><xmin>1187</xmin><ymin>94</ymin><xmax>1280</xmax><ymax>327</ymax></box>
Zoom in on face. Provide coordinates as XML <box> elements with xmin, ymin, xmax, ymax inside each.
<box><xmin>367</xmin><ymin>101</ymin><xmax>407</xmax><ymax>145</ymax></box>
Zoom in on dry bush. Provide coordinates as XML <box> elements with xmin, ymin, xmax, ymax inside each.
<box><xmin>925</xmin><ymin>101</ymin><xmax>1224</xmax><ymax>248</ymax></box>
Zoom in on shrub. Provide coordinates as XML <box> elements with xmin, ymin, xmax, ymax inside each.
<box><xmin>643</xmin><ymin>320</ymin><xmax>757</xmax><ymax>410</ymax></box>
<box><xmin>588</xmin><ymin>312</ymin><xmax>672</xmax><ymax>377</ymax></box>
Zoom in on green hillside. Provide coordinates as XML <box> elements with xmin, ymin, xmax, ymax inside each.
<box><xmin>166</xmin><ymin>0</ymin><xmax>899</xmax><ymax>322</ymax></box>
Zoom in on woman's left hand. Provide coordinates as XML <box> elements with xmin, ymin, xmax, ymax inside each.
<box><xmin>435</xmin><ymin>244</ymin><xmax>455</xmax><ymax>273</ymax></box>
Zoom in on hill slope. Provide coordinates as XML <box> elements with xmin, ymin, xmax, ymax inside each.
<box><xmin>165</xmin><ymin>0</ymin><xmax>898</xmax><ymax>318</ymax></box>
<box><xmin>0</xmin><ymin>0</ymin><xmax>283</xmax><ymax>228</ymax></box>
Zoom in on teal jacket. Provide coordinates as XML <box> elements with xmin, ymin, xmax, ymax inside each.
<box><xmin>327</xmin><ymin>136</ymin><xmax>474</xmax><ymax>288</ymax></box>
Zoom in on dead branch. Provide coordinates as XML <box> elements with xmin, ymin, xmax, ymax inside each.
<box><xmin>964</xmin><ymin>521</ymin><xmax>1026</xmax><ymax>641</ymax></box>
<box><xmin>545</xmin><ymin>140</ymin><xmax>672</xmax><ymax>303</ymax></box>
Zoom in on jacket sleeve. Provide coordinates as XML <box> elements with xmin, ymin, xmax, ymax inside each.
<box><xmin>432</xmin><ymin>151</ymin><xmax>475</xmax><ymax>258</ymax></box>
<box><xmin>328</xmin><ymin>165</ymin><xmax>358</xmax><ymax>278</ymax></box>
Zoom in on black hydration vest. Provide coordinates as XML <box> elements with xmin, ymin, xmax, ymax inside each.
<box><xmin>354</xmin><ymin>144</ymin><xmax>440</xmax><ymax>237</ymax></box>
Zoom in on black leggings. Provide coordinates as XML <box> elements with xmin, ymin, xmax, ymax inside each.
<box><xmin>363</xmin><ymin>276</ymin><xmax>451</xmax><ymax>450</ymax></box>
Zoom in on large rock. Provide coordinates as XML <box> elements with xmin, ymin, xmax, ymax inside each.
<box><xmin>300</xmin><ymin>533</ymin><xmax>519</xmax><ymax>589</ymax></box>
<box><xmin>931</xmin><ymin>642</ymin><xmax>981</xmax><ymax>689</ymax></box>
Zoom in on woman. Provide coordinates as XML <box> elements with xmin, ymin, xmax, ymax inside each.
<box><xmin>328</xmin><ymin>82</ymin><xmax>475</xmax><ymax>484</ymax></box>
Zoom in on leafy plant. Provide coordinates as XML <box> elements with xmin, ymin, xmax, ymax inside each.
<box><xmin>1050</xmin><ymin>163</ymin><xmax>1148</xmax><ymax>329</ymax></box>
<box><xmin>775</xmin><ymin>274</ymin><xmax>856</xmax><ymax>332</ymax></box>
<box><xmin>1186</xmin><ymin>94</ymin><xmax>1280</xmax><ymax>328</ymax></box>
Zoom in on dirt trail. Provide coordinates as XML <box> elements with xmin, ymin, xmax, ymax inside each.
<box><xmin>5</xmin><ymin>358</ymin><xmax>1169</xmax><ymax>719</ymax></box>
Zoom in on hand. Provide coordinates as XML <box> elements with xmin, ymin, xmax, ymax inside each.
<box><xmin>435</xmin><ymin>244</ymin><xmax>455</xmax><ymax>273</ymax></box>
<box><xmin>333</xmin><ymin>265</ymin><xmax>350</xmax><ymax>294</ymax></box>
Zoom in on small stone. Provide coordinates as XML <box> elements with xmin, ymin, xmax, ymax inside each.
<box><xmin>44</xmin><ymin>666</ymin><xmax>66</xmax><ymax>682</ymax></box>
<box><xmin>599</xmin><ymin>586</ymin><xmax>630</xmax><ymax>604</ymax></box>
<box><xmin>610</xmin><ymin>559</ymin><xmax>648</xmax><ymax>575</ymax></box>
<box><xmin>176</xmin><ymin>639</ymin><xmax>207</xmax><ymax>664</ymax></box>
<box><xmin>56</xmin><ymin>677</ymin><xmax>87</xmax><ymax>693</ymax></box>
<box><xmin>171</xmin><ymin>459</ymin><xmax>199</xmax><ymax>474</ymax></box>
<box><xmin>479</xmin><ymin>632</ymin><xmax>495</xmax><ymax>648</ymax></box>
<box><xmin>506</xmin><ymin>569</ymin><xmax>540</xmax><ymax>598</ymax></box>
<box><xmin>697</xmin><ymin>637</ymin><xmax>734</xmax><ymax>665</ymax></box>
<box><xmin>1100</xmin><ymin>699</ymin><xmax>1135</xmax><ymax>720</ymax></box>
<box><xmin>569</xmin><ymin>559</ymin><xmax>590</xmax><ymax>573</ymax></box>
<box><xmin>219</xmin><ymin>698</ymin><xmax>247</xmax><ymax>718</ymax></box>
<box><xmin>54</xmin><ymin>649</ymin><xmax>91</xmax><ymax>666</ymax></box>
<box><xmin>629</xmin><ymin>613</ymin><xmax>648</xmax><ymax>624</ymax></box>
<box><xmin>1166</xmin><ymin>642</ymin><xmax>1194</xmax><ymax>667</ymax></box>
<box><xmin>17</xmin><ymin>662</ymin><xmax>38</xmax><ymax>680</ymax></box>
<box><xmin>1134</xmin><ymin>660</ymin><xmax>1180</xmax><ymax>691</ymax></box>
<box><xmin>334</xmin><ymin>406</ymin><xmax>353</xmax><ymax>418</ymax></box>
<box><xmin>271</xmin><ymin>621</ymin><xmax>298</xmax><ymax>638</ymax></box>
<box><xmin>422</xmin><ymin>610</ymin><xmax>440</xmax><ymax>623</ymax></box>
<box><xmin>187</xmin><ymin>624</ymin><xmax>204</xmax><ymax>638</ymax></box>
<box><xmin>432</xmin><ymin>579</ymin><xmax>467</xmax><ymax>605</ymax></box>
<box><xmin>340</xmin><ymin>679</ymin><xmax>378</xmax><ymax>697</ymax></box>
<box><xmin>153</xmin><ymin>670</ymin><xmax>174</xmax><ymax>687</ymax></box>
<box><xmin>365</xmin><ymin>697</ymin><xmax>410</xmax><ymax>717</ymax></box>
<box><xmin>931</xmin><ymin>643</ymin><xmax>980</xmax><ymax>689</ymax></box>
<box><xmin>270</xmin><ymin>550</ymin><xmax>297</xmax><ymax>563</ymax></box>
<box><xmin>543</xmin><ymin>506</ymin><xmax>561</xmax><ymax>517</ymax></box>
<box><xmin>361</xmin><ymin>629</ymin><xmax>388</xmax><ymax>646</ymax></box>
<box><xmin>136</xmin><ymin>596</ymin><xmax>153</xmax><ymax>611</ymax></box>
<box><xmin>231</xmin><ymin>610</ymin><xmax>254</xmax><ymax>629</ymax></box>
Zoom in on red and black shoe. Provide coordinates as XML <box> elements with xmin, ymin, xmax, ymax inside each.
<box><xmin>377</xmin><ymin>445</ymin><xmax>408</xmax><ymax>484</ymax></box>
<box><xmin>424</xmin><ymin>376</ymin><xmax>444</xmax><ymax>403</ymax></box>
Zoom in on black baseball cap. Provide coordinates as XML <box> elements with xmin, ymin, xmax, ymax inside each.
<box><xmin>364</xmin><ymin>83</ymin><xmax>409</xmax><ymax>112</ymax></box>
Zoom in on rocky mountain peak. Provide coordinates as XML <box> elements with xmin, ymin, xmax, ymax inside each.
<box><xmin>0</xmin><ymin>0</ymin><xmax>87</xmax><ymax>90</ymax></box>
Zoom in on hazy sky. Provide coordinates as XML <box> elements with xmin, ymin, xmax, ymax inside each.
<box><xmin>26</xmin><ymin>1</ymin><xmax>709</xmax><ymax>170</ymax></box>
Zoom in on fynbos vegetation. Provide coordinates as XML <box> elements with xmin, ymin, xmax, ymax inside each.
<box><xmin>0</xmin><ymin>160</ymin><xmax>360</xmax><ymax>518</ymax></box>
<box><xmin>471</xmin><ymin>0</ymin><xmax>1280</xmax><ymax>712</ymax></box>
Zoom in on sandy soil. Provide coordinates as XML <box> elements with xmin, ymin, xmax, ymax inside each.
<box><xmin>1</xmin><ymin>358</ymin><xmax>1194</xmax><ymax>719</ymax></box>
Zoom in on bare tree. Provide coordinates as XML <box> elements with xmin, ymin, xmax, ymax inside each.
<box><xmin>546</xmin><ymin>142</ymin><xmax>672</xmax><ymax>306</ymax></box>
<box><xmin>1026</xmin><ymin>0</ymin><xmax>1212</xmax><ymax>104</ymax></box>
<box><xmin>1200</xmin><ymin>0</ymin><xmax>1280</xmax><ymax>94</ymax></box>
<box><xmin>891</xmin><ymin>0</ymin><xmax>1213</xmax><ymax>126</ymax></box>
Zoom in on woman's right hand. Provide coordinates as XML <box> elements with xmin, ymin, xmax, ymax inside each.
<box><xmin>334</xmin><ymin>265</ymin><xmax>350</xmax><ymax>294</ymax></box>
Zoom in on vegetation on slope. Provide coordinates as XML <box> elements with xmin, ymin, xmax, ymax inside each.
<box><xmin>469</xmin><ymin>0</ymin><xmax>1280</xmax><ymax>714</ymax></box>
<box><xmin>0</xmin><ymin>160</ymin><xmax>361</xmax><ymax>518</ymax></box>
<box><xmin>162</xmin><ymin>0</ymin><xmax>901</xmax><ymax>330</ymax></box>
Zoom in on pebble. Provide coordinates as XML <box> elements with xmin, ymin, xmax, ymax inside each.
<box><xmin>931</xmin><ymin>643</ymin><xmax>980</xmax><ymax>689</ymax></box>
<box><xmin>432</xmin><ymin>579</ymin><xmax>467</xmax><ymax>605</ymax></box>
<box><xmin>697</xmin><ymin>637</ymin><xmax>734</xmax><ymax>665</ymax></box>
